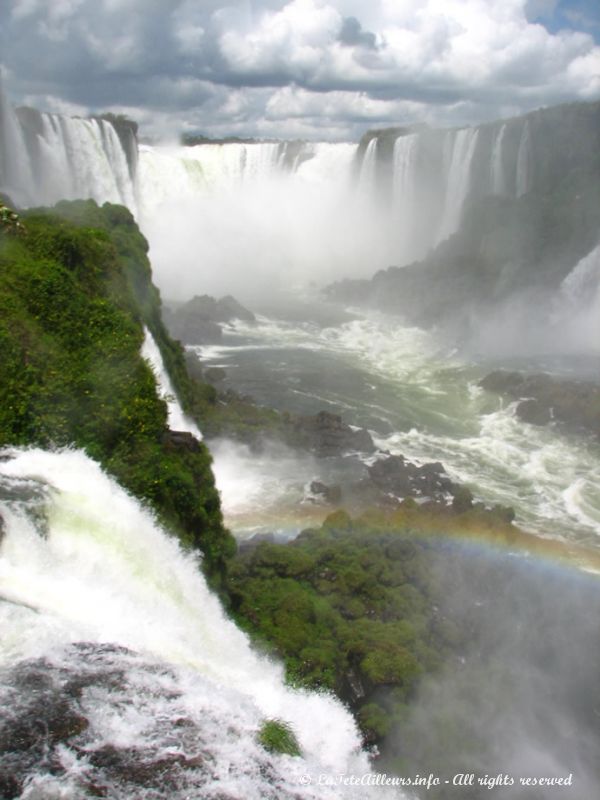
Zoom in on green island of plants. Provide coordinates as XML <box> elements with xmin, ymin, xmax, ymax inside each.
<box><xmin>228</xmin><ymin>500</ymin><xmax>599</xmax><ymax>752</ymax></box>
<box><xmin>257</xmin><ymin>719</ymin><xmax>301</xmax><ymax>757</ymax></box>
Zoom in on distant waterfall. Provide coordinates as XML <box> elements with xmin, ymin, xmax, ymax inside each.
<box><xmin>516</xmin><ymin>121</ymin><xmax>531</xmax><ymax>197</ymax></box>
<box><xmin>393</xmin><ymin>133</ymin><xmax>418</xmax><ymax>210</ymax></box>
<box><xmin>552</xmin><ymin>242</ymin><xmax>600</xmax><ymax>351</ymax></box>
<box><xmin>490</xmin><ymin>123</ymin><xmax>507</xmax><ymax>195</ymax></box>
<box><xmin>437</xmin><ymin>127</ymin><xmax>480</xmax><ymax>243</ymax></box>
<box><xmin>561</xmin><ymin>242</ymin><xmax>600</xmax><ymax>302</ymax></box>
<box><xmin>0</xmin><ymin>84</ymin><xmax>137</xmax><ymax>211</ymax></box>
<box><xmin>0</xmin><ymin>83</ymin><xmax>35</xmax><ymax>197</ymax></box>
<box><xmin>357</xmin><ymin>138</ymin><xmax>378</xmax><ymax>194</ymax></box>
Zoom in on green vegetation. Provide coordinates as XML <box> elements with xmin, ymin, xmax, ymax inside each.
<box><xmin>229</xmin><ymin>497</ymin><xmax>597</xmax><ymax>749</ymax></box>
<box><xmin>229</xmin><ymin>507</ymin><xmax>464</xmax><ymax>746</ymax></box>
<box><xmin>0</xmin><ymin>199</ymin><xmax>235</xmax><ymax>582</ymax></box>
<box><xmin>257</xmin><ymin>719</ymin><xmax>301</xmax><ymax>757</ymax></box>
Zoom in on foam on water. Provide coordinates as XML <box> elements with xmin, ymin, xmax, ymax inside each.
<box><xmin>0</xmin><ymin>448</ymin><xmax>393</xmax><ymax>798</ymax></box>
<box><xmin>196</xmin><ymin>311</ymin><xmax>600</xmax><ymax>546</ymax></box>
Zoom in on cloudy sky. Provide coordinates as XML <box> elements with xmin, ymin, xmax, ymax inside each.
<box><xmin>1</xmin><ymin>0</ymin><xmax>599</xmax><ymax>140</ymax></box>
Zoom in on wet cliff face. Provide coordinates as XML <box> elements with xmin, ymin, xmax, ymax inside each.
<box><xmin>330</xmin><ymin>101</ymin><xmax>600</xmax><ymax>349</ymax></box>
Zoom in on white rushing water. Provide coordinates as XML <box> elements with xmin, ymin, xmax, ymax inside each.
<box><xmin>1</xmin><ymin>81</ymin><xmax>554</xmax><ymax>288</ymax></box>
<box><xmin>490</xmin><ymin>123</ymin><xmax>507</xmax><ymax>196</ymax></box>
<box><xmin>516</xmin><ymin>120</ymin><xmax>532</xmax><ymax>198</ymax></box>
<box><xmin>356</xmin><ymin>138</ymin><xmax>378</xmax><ymax>195</ymax></box>
<box><xmin>141</xmin><ymin>327</ymin><xmax>202</xmax><ymax>439</ymax></box>
<box><xmin>199</xmin><ymin>312</ymin><xmax>600</xmax><ymax>546</ymax></box>
<box><xmin>0</xmin><ymin>448</ymin><xmax>395</xmax><ymax>799</ymax></box>
<box><xmin>0</xmin><ymin>85</ymin><xmax>136</xmax><ymax>212</ymax></box>
<box><xmin>437</xmin><ymin>127</ymin><xmax>480</xmax><ymax>243</ymax></box>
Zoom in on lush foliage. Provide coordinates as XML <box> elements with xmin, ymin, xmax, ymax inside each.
<box><xmin>0</xmin><ymin>199</ymin><xmax>235</xmax><ymax>581</ymax></box>
<box><xmin>228</xmin><ymin>498</ymin><xmax>579</xmax><ymax>748</ymax></box>
<box><xmin>229</xmin><ymin>508</ymin><xmax>459</xmax><ymax>744</ymax></box>
<box><xmin>257</xmin><ymin>719</ymin><xmax>301</xmax><ymax>757</ymax></box>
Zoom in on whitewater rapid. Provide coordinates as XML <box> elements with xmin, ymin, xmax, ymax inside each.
<box><xmin>0</xmin><ymin>447</ymin><xmax>397</xmax><ymax>799</ymax></box>
<box><xmin>202</xmin><ymin>311</ymin><xmax>600</xmax><ymax>547</ymax></box>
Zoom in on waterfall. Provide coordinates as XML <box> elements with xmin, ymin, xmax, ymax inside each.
<box><xmin>490</xmin><ymin>123</ymin><xmax>507</xmax><ymax>195</ymax></box>
<box><xmin>559</xmin><ymin>242</ymin><xmax>600</xmax><ymax>338</ymax></box>
<box><xmin>545</xmin><ymin>242</ymin><xmax>600</xmax><ymax>352</ymax></box>
<box><xmin>0</xmin><ymin>447</ymin><xmax>392</xmax><ymax>798</ymax></box>
<box><xmin>0</xmin><ymin>85</ymin><xmax>35</xmax><ymax>204</ymax></box>
<box><xmin>0</xmin><ymin>83</ymin><xmax>136</xmax><ymax>211</ymax></box>
<box><xmin>141</xmin><ymin>328</ymin><xmax>202</xmax><ymax>440</ymax></box>
<box><xmin>436</xmin><ymin>127</ymin><xmax>480</xmax><ymax>243</ymax></box>
<box><xmin>357</xmin><ymin>138</ymin><xmax>378</xmax><ymax>195</ymax></box>
<box><xmin>516</xmin><ymin>120</ymin><xmax>531</xmax><ymax>197</ymax></box>
<box><xmin>392</xmin><ymin>133</ymin><xmax>418</xmax><ymax>212</ymax></box>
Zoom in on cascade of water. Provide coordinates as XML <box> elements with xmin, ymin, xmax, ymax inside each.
<box><xmin>436</xmin><ymin>127</ymin><xmax>480</xmax><ymax>243</ymax></box>
<box><xmin>357</xmin><ymin>138</ymin><xmax>378</xmax><ymax>195</ymax></box>
<box><xmin>561</xmin><ymin>242</ymin><xmax>600</xmax><ymax>302</ymax></box>
<box><xmin>392</xmin><ymin>133</ymin><xmax>419</xmax><ymax>244</ymax></box>
<box><xmin>0</xmin><ymin>85</ymin><xmax>35</xmax><ymax>204</ymax></box>
<box><xmin>0</xmin><ymin>83</ymin><xmax>136</xmax><ymax>211</ymax></box>
<box><xmin>294</xmin><ymin>142</ymin><xmax>357</xmax><ymax>183</ymax></box>
<box><xmin>240</xmin><ymin>142</ymin><xmax>281</xmax><ymax>182</ymax></box>
<box><xmin>547</xmin><ymin>242</ymin><xmax>600</xmax><ymax>352</ymax></box>
<box><xmin>516</xmin><ymin>120</ymin><xmax>531</xmax><ymax>197</ymax></box>
<box><xmin>141</xmin><ymin>327</ymin><xmax>202</xmax><ymax>439</ymax></box>
<box><xmin>392</xmin><ymin>133</ymin><xmax>418</xmax><ymax>210</ymax></box>
<box><xmin>490</xmin><ymin>123</ymin><xmax>507</xmax><ymax>195</ymax></box>
<box><xmin>0</xmin><ymin>447</ymin><xmax>393</xmax><ymax>798</ymax></box>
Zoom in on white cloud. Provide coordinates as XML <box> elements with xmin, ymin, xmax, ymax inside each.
<box><xmin>1</xmin><ymin>0</ymin><xmax>599</xmax><ymax>140</ymax></box>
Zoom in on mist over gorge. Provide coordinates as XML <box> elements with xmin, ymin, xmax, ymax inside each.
<box><xmin>1</xmin><ymin>74</ymin><xmax>600</xmax><ymax>800</ymax></box>
<box><xmin>3</xmin><ymin>83</ymin><xmax>599</xmax><ymax>357</ymax></box>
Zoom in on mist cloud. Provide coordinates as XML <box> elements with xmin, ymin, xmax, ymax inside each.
<box><xmin>1</xmin><ymin>0</ymin><xmax>599</xmax><ymax>139</ymax></box>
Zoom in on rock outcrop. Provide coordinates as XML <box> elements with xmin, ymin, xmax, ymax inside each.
<box><xmin>480</xmin><ymin>370</ymin><xmax>600</xmax><ymax>438</ymax></box>
<box><xmin>164</xmin><ymin>295</ymin><xmax>255</xmax><ymax>345</ymax></box>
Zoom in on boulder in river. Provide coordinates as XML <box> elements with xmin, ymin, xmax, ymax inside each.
<box><xmin>291</xmin><ymin>411</ymin><xmax>376</xmax><ymax>457</ymax></box>
<box><xmin>163</xmin><ymin>294</ymin><xmax>255</xmax><ymax>345</ymax></box>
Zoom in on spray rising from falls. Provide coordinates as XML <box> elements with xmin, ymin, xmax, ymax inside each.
<box><xmin>2</xmin><ymin>81</ymin><xmax>577</xmax><ymax>297</ymax></box>
<box><xmin>0</xmin><ymin>448</ymin><xmax>393</xmax><ymax>799</ymax></box>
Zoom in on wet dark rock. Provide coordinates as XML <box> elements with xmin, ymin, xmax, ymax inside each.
<box><xmin>292</xmin><ymin>411</ymin><xmax>375</xmax><ymax>457</ymax></box>
<box><xmin>205</xmin><ymin>366</ymin><xmax>227</xmax><ymax>383</ymax></box>
<box><xmin>491</xmin><ymin>504</ymin><xmax>516</xmax><ymax>524</ymax></box>
<box><xmin>309</xmin><ymin>481</ymin><xmax>342</xmax><ymax>504</ymax></box>
<box><xmin>367</xmin><ymin>454</ymin><xmax>454</xmax><ymax>500</ymax></box>
<box><xmin>480</xmin><ymin>370</ymin><xmax>600</xmax><ymax>438</ymax></box>
<box><xmin>163</xmin><ymin>429</ymin><xmax>201</xmax><ymax>453</ymax></box>
<box><xmin>342</xmin><ymin>668</ymin><xmax>366</xmax><ymax>704</ymax></box>
<box><xmin>87</xmin><ymin>745</ymin><xmax>204</xmax><ymax>789</ymax></box>
<box><xmin>0</xmin><ymin>692</ymin><xmax>88</xmax><ymax>755</ymax></box>
<box><xmin>0</xmin><ymin>644</ymin><xmax>220</xmax><ymax>798</ymax></box>
<box><xmin>451</xmin><ymin>486</ymin><xmax>474</xmax><ymax>513</ymax></box>
<box><xmin>0</xmin><ymin>770</ymin><xmax>21</xmax><ymax>800</ymax></box>
<box><xmin>516</xmin><ymin>398</ymin><xmax>552</xmax><ymax>425</ymax></box>
<box><xmin>164</xmin><ymin>294</ymin><xmax>255</xmax><ymax>345</ymax></box>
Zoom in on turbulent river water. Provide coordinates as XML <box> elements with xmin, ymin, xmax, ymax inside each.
<box><xmin>198</xmin><ymin>302</ymin><xmax>600</xmax><ymax>549</ymax></box>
